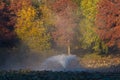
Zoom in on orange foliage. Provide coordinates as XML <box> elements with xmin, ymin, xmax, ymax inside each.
<box><xmin>0</xmin><ymin>0</ymin><xmax>31</xmax><ymax>47</ymax></box>
<box><xmin>96</xmin><ymin>0</ymin><xmax>120</xmax><ymax>49</ymax></box>
<box><xmin>8</xmin><ymin>0</ymin><xmax>31</xmax><ymax>28</ymax></box>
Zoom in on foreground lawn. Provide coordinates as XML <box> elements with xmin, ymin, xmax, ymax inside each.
<box><xmin>0</xmin><ymin>71</ymin><xmax>120</xmax><ymax>80</ymax></box>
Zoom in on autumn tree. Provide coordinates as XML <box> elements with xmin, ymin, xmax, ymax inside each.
<box><xmin>0</xmin><ymin>0</ymin><xmax>31</xmax><ymax>47</ymax></box>
<box><xmin>51</xmin><ymin>0</ymin><xmax>77</xmax><ymax>55</ymax></box>
<box><xmin>79</xmin><ymin>0</ymin><xmax>108</xmax><ymax>53</ymax></box>
<box><xmin>81</xmin><ymin>0</ymin><xmax>99</xmax><ymax>20</ymax></box>
<box><xmin>96</xmin><ymin>0</ymin><xmax>120</xmax><ymax>52</ymax></box>
<box><xmin>0</xmin><ymin>0</ymin><xmax>17</xmax><ymax>47</ymax></box>
<box><xmin>15</xmin><ymin>0</ymin><xmax>51</xmax><ymax>52</ymax></box>
<box><xmin>8</xmin><ymin>0</ymin><xmax>31</xmax><ymax>26</ymax></box>
<box><xmin>39</xmin><ymin>1</ymin><xmax>54</xmax><ymax>28</ymax></box>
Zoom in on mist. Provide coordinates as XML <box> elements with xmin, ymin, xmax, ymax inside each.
<box><xmin>0</xmin><ymin>0</ymin><xmax>81</xmax><ymax>71</ymax></box>
<box><xmin>0</xmin><ymin>47</ymin><xmax>59</xmax><ymax>70</ymax></box>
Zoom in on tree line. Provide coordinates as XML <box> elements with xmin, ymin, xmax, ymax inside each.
<box><xmin>0</xmin><ymin>0</ymin><xmax>120</xmax><ymax>54</ymax></box>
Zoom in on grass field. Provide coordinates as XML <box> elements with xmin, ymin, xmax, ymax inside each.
<box><xmin>0</xmin><ymin>70</ymin><xmax>120</xmax><ymax>80</ymax></box>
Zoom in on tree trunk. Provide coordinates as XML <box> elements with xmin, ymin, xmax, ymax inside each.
<box><xmin>67</xmin><ymin>45</ymin><xmax>71</xmax><ymax>55</ymax></box>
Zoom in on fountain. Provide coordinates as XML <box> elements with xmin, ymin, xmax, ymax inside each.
<box><xmin>40</xmin><ymin>54</ymin><xmax>85</xmax><ymax>71</ymax></box>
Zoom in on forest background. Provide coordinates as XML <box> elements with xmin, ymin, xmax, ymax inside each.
<box><xmin>0</xmin><ymin>0</ymin><xmax>120</xmax><ymax>69</ymax></box>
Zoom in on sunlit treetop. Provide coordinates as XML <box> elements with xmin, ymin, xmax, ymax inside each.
<box><xmin>81</xmin><ymin>0</ymin><xmax>99</xmax><ymax>21</ymax></box>
<box><xmin>15</xmin><ymin>1</ymin><xmax>51</xmax><ymax>52</ymax></box>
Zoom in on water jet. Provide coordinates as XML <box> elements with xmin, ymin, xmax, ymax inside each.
<box><xmin>40</xmin><ymin>54</ymin><xmax>85</xmax><ymax>71</ymax></box>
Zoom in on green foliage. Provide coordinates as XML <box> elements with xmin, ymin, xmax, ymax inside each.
<box><xmin>15</xmin><ymin>3</ymin><xmax>51</xmax><ymax>52</ymax></box>
<box><xmin>79</xmin><ymin>19</ymin><xmax>108</xmax><ymax>53</ymax></box>
<box><xmin>72</xmin><ymin>0</ymin><xmax>81</xmax><ymax>6</ymax></box>
<box><xmin>39</xmin><ymin>4</ymin><xmax>54</xmax><ymax>26</ymax></box>
<box><xmin>79</xmin><ymin>0</ymin><xmax>108</xmax><ymax>53</ymax></box>
<box><xmin>81</xmin><ymin>0</ymin><xmax>99</xmax><ymax>20</ymax></box>
<box><xmin>31</xmin><ymin>0</ymin><xmax>41</xmax><ymax>8</ymax></box>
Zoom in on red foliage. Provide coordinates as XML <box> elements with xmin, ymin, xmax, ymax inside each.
<box><xmin>8</xmin><ymin>0</ymin><xmax>31</xmax><ymax>28</ymax></box>
<box><xmin>51</xmin><ymin>0</ymin><xmax>77</xmax><ymax>47</ymax></box>
<box><xmin>96</xmin><ymin>0</ymin><xmax>120</xmax><ymax>48</ymax></box>
<box><xmin>0</xmin><ymin>0</ymin><xmax>31</xmax><ymax>47</ymax></box>
<box><xmin>0</xmin><ymin>0</ymin><xmax>15</xmax><ymax>41</ymax></box>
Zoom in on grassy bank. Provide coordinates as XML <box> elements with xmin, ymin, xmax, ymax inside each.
<box><xmin>80</xmin><ymin>53</ymin><xmax>120</xmax><ymax>72</ymax></box>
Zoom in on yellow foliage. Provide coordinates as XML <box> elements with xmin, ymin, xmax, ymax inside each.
<box><xmin>79</xmin><ymin>0</ymin><xmax>108</xmax><ymax>53</ymax></box>
<box><xmin>15</xmin><ymin>4</ymin><xmax>51</xmax><ymax>52</ymax></box>
<box><xmin>39</xmin><ymin>4</ymin><xmax>54</xmax><ymax>25</ymax></box>
<box><xmin>81</xmin><ymin>0</ymin><xmax>99</xmax><ymax>20</ymax></box>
